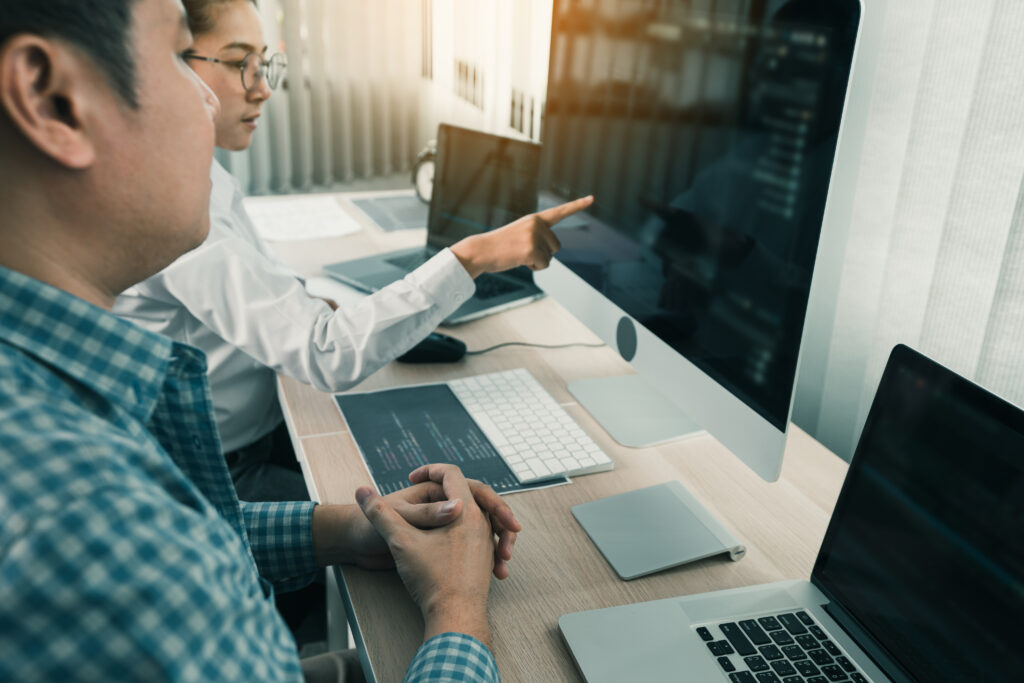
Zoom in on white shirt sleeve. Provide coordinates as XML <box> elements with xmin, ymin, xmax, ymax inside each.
<box><xmin>140</xmin><ymin>233</ymin><xmax>475</xmax><ymax>394</ymax></box>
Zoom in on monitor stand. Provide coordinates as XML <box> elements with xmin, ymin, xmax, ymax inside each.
<box><xmin>569</xmin><ymin>374</ymin><xmax>746</xmax><ymax>579</ymax></box>
<box><xmin>568</xmin><ymin>374</ymin><xmax>702</xmax><ymax>448</ymax></box>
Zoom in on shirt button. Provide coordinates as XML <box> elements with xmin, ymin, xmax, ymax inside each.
<box><xmin>192</xmin><ymin>436</ymin><xmax>201</xmax><ymax>448</ymax></box>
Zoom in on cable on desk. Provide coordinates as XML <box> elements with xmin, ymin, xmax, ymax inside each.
<box><xmin>465</xmin><ymin>341</ymin><xmax>605</xmax><ymax>356</ymax></box>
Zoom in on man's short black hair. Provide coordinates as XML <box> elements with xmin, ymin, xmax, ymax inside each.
<box><xmin>0</xmin><ymin>0</ymin><xmax>141</xmax><ymax>107</ymax></box>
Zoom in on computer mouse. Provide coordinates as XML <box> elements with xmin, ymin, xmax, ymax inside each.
<box><xmin>396</xmin><ymin>332</ymin><xmax>467</xmax><ymax>364</ymax></box>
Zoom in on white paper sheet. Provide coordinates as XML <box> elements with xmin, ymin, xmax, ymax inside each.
<box><xmin>243</xmin><ymin>194</ymin><xmax>362</xmax><ymax>241</ymax></box>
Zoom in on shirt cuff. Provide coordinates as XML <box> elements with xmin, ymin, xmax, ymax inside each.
<box><xmin>403</xmin><ymin>633</ymin><xmax>500</xmax><ymax>683</ymax></box>
<box><xmin>241</xmin><ymin>500</ymin><xmax>319</xmax><ymax>589</ymax></box>
<box><xmin>407</xmin><ymin>249</ymin><xmax>476</xmax><ymax>316</ymax></box>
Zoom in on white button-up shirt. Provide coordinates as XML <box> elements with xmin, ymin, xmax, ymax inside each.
<box><xmin>114</xmin><ymin>160</ymin><xmax>475</xmax><ymax>452</ymax></box>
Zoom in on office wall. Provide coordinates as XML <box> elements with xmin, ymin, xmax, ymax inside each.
<box><xmin>793</xmin><ymin>0</ymin><xmax>1024</xmax><ymax>461</ymax></box>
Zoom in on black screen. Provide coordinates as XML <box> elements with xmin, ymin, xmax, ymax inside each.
<box><xmin>427</xmin><ymin>124</ymin><xmax>541</xmax><ymax>249</ymax></box>
<box><xmin>540</xmin><ymin>0</ymin><xmax>859</xmax><ymax>428</ymax></box>
<box><xmin>813</xmin><ymin>346</ymin><xmax>1024</xmax><ymax>681</ymax></box>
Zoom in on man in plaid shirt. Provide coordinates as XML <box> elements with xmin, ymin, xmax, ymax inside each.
<box><xmin>0</xmin><ymin>1</ymin><xmax>518</xmax><ymax>680</ymax></box>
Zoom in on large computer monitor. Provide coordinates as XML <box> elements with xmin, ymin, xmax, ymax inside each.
<box><xmin>536</xmin><ymin>0</ymin><xmax>862</xmax><ymax>483</ymax></box>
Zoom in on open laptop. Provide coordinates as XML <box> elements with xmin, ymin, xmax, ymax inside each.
<box><xmin>324</xmin><ymin>123</ymin><xmax>543</xmax><ymax>324</ymax></box>
<box><xmin>560</xmin><ymin>344</ymin><xmax>1024</xmax><ymax>682</ymax></box>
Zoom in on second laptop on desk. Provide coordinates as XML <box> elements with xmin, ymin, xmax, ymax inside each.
<box><xmin>561</xmin><ymin>345</ymin><xmax>1024</xmax><ymax>683</ymax></box>
<box><xmin>324</xmin><ymin>124</ymin><xmax>544</xmax><ymax>325</ymax></box>
<box><xmin>333</xmin><ymin>368</ymin><xmax>613</xmax><ymax>494</ymax></box>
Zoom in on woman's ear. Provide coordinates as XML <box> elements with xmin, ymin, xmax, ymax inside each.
<box><xmin>0</xmin><ymin>35</ymin><xmax>99</xmax><ymax>169</ymax></box>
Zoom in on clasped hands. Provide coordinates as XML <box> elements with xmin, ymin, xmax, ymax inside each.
<box><xmin>312</xmin><ymin>464</ymin><xmax>518</xmax><ymax>647</ymax></box>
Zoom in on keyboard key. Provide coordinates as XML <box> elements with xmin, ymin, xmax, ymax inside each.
<box><xmin>729</xmin><ymin>673</ymin><xmax>757</xmax><ymax>683</ymax></box>
<box><xmin>810</xmin><ymin>625</ymin><xmax>829</xmax><ymax>640</ymax></box>
<box><xmin>808</xmin><ymin>649</ymin><xmax>834</xmax><ymax>666</ymax></box>
<box><xmin>850</xmin><ymin>674</ymin><xmax>867</xmax><ymax>683</ymax></box>
<box><xmin>770</xmin><ymin>660</ymin><xmax>797</xmax><ymax>677</ymax></box>
<box><xmin>796</xmin><ymin>611</ymin><xmax>815</xmax><ymax>626</ymax></box>
<box><xmin>758</xmin><ymin>616</ymin><xmax>783</xmax><ymax>631</ymax></box>
<box><xmin>769</xmin><ymin>630</ymin><xmax>794</xmax><ymax>646</ymax></box>
<box><xmin>821</xmin><ymin>664</ymin><xmax>849</xmax><ymax>681</ymax></box>
<box><xmin>795</xmin><ymin>660</ymin><xmax>821</xmax><ymax>677</ymax></box>
<box><xmin>739</xmin><ymin>619</ymin><xmax>772</xmax><ymax>645</ymax></box>
<box><xmin>758</xmin><ymin>644</ymin><xmax>784</xmax><ymax>661</ymax></box>
<box><xmin>796</xmin><ymin>634</ymin><xmax>819</xmax><ymax>650</ymax></box>
<box><xmin>696</xmin><ymin>626</ymin><xmax>713</xmax><ymax>641</ymax></box>
<box><xmin>835</xmin><ymin>656</ymin><xmax>856</xmax><ymax>673</ymax></box>
<box><xmin>743</xmin><ymin>655</ymin><xmax>769</xmax><ymax>672</ymax></box>
<box><xmin>781</xmin><ymin>677</ymin><xmax>803</xmax><ymax>683</ymax></box>
<box><xmin>778</xmin><ymin>613</ymin><xmax>808</xmax><ymax>635</ymax></box>
<box><xmin>720</xmin><ymin>622</ymin><xmax>757</xmax><ymax>656</ymax></box>
<box><xmin>717</xmin><ymin>656</ymin><xmax>736</xmax><ymax>672</ymax></box>
<box><xmin>807</xmin><ymin>678</ymin><xmax>828</xmax><ymax>683</ymax></box>
<box><xmin>782</xmin><ymin>645</ymin><xmax>806</xmax><ymax>660</ymax></box>
<box><xmin>822</xmin><ymin>640</ymin><xmax>841</xmax><ymax>656</ymax></box>
<box><xmin>755</xmin><ymin>673</ymin><xmax>781</xmax><ymax>683</ymax></box>
<box><xmin>708</xmin><ymin>640</ymin><xmax>735</xmax><ymax>656</ymax></box>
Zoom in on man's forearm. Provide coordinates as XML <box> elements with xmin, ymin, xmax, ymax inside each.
<box><xmin>423</xmin><ymin>598</ymin><xmax>493</xmax><ymax>652</ymax></box>
<box><xmin>311</xmin><ymin>503</ymin><xmax>363</xmax><ymax>567</ymax></box>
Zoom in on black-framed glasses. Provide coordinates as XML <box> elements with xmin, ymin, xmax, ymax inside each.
<box><xmin>184</xmin><ymin>52</ymin><xmax>287</xmax><ymax>92</ymax></box>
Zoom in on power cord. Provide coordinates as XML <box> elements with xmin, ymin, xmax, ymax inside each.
<box><xmin>466</xmin><ymin>341</ymin><xmax>605</xmax><ymax>356</ymax></box>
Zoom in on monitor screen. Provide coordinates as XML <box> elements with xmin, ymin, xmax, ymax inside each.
<box><xmin>540</xmin><ymin>0</ymin><xmax>860</xmax><ymax>429</ymax></box>
<box><xmin>428</xmin><ymin>124</ymin><xmax>541</xmax><ymax>249</ymax></box>
<box><xmin>813</xmin><ymin>347</ymin><xmax>1024</xmax><ymax>681</ymax></box>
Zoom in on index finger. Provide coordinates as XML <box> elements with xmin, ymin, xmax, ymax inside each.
<box><xmin>467</xmin><ymin>479</ymin><xmax>522</xmax><ymax>533</ymax></box>
<box><xmin>536</xmin><ymin>194</ymin><xmax>594</xmax><ymax>227</ymax></box>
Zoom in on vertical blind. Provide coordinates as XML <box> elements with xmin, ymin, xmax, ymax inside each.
<box><xmin>794</xmin><ymin>0</ymin><xmax>1024</xmax><ymax>460</ymax></box>
<box><xmin>218</xmin><ymin>0</ymin><xmax>425</xmax><ymax>194</ymax></box>
<box><xmin>218</xmin><ymin>0</ymin><xmax>552</xmax><ymax>194</ymax></box>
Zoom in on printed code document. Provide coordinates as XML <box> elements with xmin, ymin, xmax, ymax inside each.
<box><xmin>243</xmin><ymin>194</ymin><xmax>362</xmax><ymax>241</ymax></box>
<box><xmin>335</xmin><ymin>383</ymin><xmax>569</xmax><ymax>495</ymax></box>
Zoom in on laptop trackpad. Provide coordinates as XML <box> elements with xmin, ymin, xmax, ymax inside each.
<box><xmin>324</xmin><ymin>250</ymin><xmax>419</xmax><ymax>291</ymax></box>
<box><xmin>560</xmin><ymin>599</ymin><xmax>714</xmax><ymax>683</ymax></box>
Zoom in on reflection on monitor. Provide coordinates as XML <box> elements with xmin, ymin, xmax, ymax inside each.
<box><xmin>536</xmin><ymin>0</ymin><xmax>860</xmax><ymax>482</ymax></box>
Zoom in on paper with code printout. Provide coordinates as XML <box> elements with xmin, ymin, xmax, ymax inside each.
<box><xmin>335</xmin><ymin>383</ymin><xmax>568</xmax><ymax>495</ymax></box>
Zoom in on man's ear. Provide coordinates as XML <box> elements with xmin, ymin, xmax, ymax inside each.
<box><xmin>0</xmin><ymin>35</ymin><xmax>98</xmax><ymax>169</ymax></box>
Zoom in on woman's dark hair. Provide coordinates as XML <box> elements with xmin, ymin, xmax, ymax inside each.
<box><xmin>0</xmin><ymin>0</ymin><xmax>140</xmax><ymax>107</ymax></box>
<box><xmin>182</xmin><ymin>0</ymin><xmax>257</xmax><ymax>37</ymax></box>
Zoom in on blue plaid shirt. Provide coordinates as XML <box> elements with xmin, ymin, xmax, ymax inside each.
<box><xmin>0</xmin><ymin>266</ymin><xmax>499</xmax><ymax>682</ymax></box>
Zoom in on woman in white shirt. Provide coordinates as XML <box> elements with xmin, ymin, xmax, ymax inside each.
<box><xmin>114</xmin><ymin>0</ymin><xmax>591</xmax><ymax>503</ymax></box>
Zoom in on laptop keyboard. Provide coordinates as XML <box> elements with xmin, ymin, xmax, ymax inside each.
<box><xmin>386</xmin><ymin>253</ymin><xmax>520</xmax><ymax>301</ymax></box>
<box><xmin>474</xmin><ymin>273</ymin><xmax>521</xmax><ymax>300</ymax></box>
<box><xmin>697</xmin><ymin>610</ymin><xmax>872</xmax><ymax>683</ymax></box>
<box><xmin>386</xmin><ymin>251</ymin><xmax>431</xmax><ymax>271</ymax></box>
<box><xmin>447</xmin><ymin>369</ymin><xmax>614</xmax><ymax>483</ymax></box>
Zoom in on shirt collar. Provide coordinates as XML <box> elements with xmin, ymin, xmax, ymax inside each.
<box><xmin>0</xmin><ymin>265</ymin><xmax>186</xmax><ymax>421</ymax></box>
<box><xmin>210</xmin><ymin>157</ymin><xmax>241</xmax><ymax>212</ymax></box>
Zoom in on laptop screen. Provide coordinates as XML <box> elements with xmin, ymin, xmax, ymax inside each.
<box><xmin>426</xmin><ymin>124</ymin><xmax>541</xmax><ymax>251</ymax></box>
<box><xmin>812</xmin><ymin>345</ymin><xmax>1024</xmax><ymax>680</ymax></box>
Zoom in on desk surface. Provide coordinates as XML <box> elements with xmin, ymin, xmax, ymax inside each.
<box><xmin>273</xmin><ymin>195</ymin><xmax>849</xmax><ymax>683</ymax></box>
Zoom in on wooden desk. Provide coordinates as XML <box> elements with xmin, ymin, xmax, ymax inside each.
<box><xmin>273</xmin><ymin>193</ymin><xmax>850</xmax><ymax>682</ymax></box>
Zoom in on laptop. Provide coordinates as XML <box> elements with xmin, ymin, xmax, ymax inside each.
<box><xmin>560</xmin><ymin>344</ymin><xmax>1024</xmax><ymax>682</ymax></box>
<box><xmin>324</xmin><ymin>123</ymin><xmax>544</xmax><ymax>324</ymax></box>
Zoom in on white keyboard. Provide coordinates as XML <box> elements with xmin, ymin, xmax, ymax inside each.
<box><xmin>448</xmin><ymin>368</ymin><xmax>614</xmax><ymax>483</ymax></box>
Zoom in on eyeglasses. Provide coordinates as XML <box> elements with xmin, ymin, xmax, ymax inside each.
<box><xmin>184</xmin><ymin>52</ymin><xmax>287</xmax><ymax>92</ymax></box>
